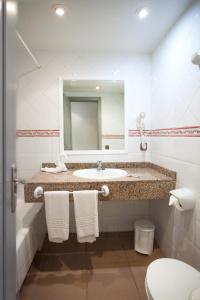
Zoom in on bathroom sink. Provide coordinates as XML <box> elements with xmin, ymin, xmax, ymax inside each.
<box><xmin>73</xmin><ymin>168</ymin><xmax>127</xmax><ymax>180</ymax></box>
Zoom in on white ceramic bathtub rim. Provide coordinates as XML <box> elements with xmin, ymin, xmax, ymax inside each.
<box><xmin>16</xmin><ymin>198</ymin><xmax>46</xmax><ymax>292</ymax></box>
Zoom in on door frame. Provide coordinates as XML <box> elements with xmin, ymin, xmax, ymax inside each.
<box><xmin>0</xmin><ymin>0</ymin><xmax>4</xmax><ymax>298</ymax></box>
<box><xmin>68</xmin><ymin>97</ymin><xmax>102</xmax><ymax>150</ymax></box>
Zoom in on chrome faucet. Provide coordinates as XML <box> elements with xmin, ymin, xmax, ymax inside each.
<box><xmin>96</xmin><ymin>160</ymin><xmax>104</xmax><ymax>171</ymax></box>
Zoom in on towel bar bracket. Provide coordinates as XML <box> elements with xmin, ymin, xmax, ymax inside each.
<box><xmin>101</xmin><ymin>185</ymin><xmax>109</xmax><ymax>197</ymax></box>
<box><xmin>34</xmin><ymin>186</ymin><xmax>44</xmax><ymax>199</ymax></box>
<box><xmin>33</xmin><ymin>185</ymin><xmax>110</xmax><ymax>199</ymax></box>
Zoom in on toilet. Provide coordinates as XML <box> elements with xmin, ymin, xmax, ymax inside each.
<box><xmin>145</xmin><ymin>258</ymin><xmax>200</xmax><ymax>300</ymax></box>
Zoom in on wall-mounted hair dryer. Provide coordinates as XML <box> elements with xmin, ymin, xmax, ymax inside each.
<box><xmin>136</xmin><ymin>112</ymin><xmax>147</xmax><ymax>151</ymax></box>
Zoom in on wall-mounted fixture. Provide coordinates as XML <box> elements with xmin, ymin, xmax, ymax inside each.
<box><xmin>34</xmin><ymin>185</ymin><xmax>110</xmax><ymax>199</ymax></box>
<box><xmin>140</xmin><ymin>142</ymin><xmax>147</xmax><ymax>151</ymax></box>
<box><xmin>136</xmin><ymin>112</ymin><xmax>147</xmax><ymax>151</ymax></box>
<box><xmin>191</xmin><ymin>51</ymin><xmax>200</xmax><ymax>68</ymax></box>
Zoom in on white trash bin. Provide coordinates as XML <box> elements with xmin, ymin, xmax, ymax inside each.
<box><xmin>134</xmin><ymin>220</ymin><xmax>155</xmax><ymax>255</ymax></box>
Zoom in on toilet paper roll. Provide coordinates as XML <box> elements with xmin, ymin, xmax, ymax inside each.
<box><xmin>169</xmin><ymin>195</ymin><xmax>184</xmax><ymax>212</ymax></box>
<box><xmin>169</xmin><ymin>188</ymin><xmax>196</xmax><ymax>211</ymax></box>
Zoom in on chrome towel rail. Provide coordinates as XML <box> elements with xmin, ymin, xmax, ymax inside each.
<box><xmin>33</xmin><ymin>185</ymin><xmax>109</xmax><ymax>199</ymax></box>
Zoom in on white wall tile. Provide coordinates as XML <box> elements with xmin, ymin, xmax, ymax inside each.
<box><xmin>150</xmin><ymin>1</ymin><xmax>200</xmax><ymax>270</ymax></box>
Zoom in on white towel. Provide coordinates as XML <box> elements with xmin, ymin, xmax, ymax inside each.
<box><xmin>44</xmin><ymin>191</ymin><xmax>69</xmax><ymax>243</ymax></box>
<box><xmin>41</xmin><ymin>166</ymin><xmax>67</xmax><ymax>173</ymax></box>
<box><xmin>73</xmin><ymin>190</ymin><xmax>99</xmax><ymax>243</ymax></box>
<box><xmin>41</xmin><ymin>161</ymin><xmax>68</xmax><ymax>173</ymax></box>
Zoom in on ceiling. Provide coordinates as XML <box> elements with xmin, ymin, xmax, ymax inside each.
<box><xmin>63</xmin><ymin>80</ymin><xmax>124</xmax><ymax>93</ymax></box>
<box><xmin>18</xmin><ymin>0</ymin><xmax>194</xmax><ymax>53</ymax></box>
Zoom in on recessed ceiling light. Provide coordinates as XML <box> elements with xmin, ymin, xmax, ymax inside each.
<box><xmin>7</xmin><ymin>1</ymin><xmax>17</xmax><ymax>15</ymax></box>
<box><xmin>54</xmin><ymin>5</ymin><xmax>65</xmax><ymax>16</ymax></box>
<box><xmin>96</xmin><ymin>86</ymin><xmax>100</xmax><ymax>90</ymax></box>
<box><xmin>137</xmin><ymin>7</ymin><xmax>149</xmax><ymax>19</ymax></box>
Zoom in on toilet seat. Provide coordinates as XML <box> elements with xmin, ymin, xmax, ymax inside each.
<box><xmin>145</xmin><ymin>258</ymin><xmax>200</xmax><ymax>300</ymax></box>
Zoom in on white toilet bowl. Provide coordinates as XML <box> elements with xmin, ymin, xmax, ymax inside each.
<box><xmin>145</xmin><ymin>258</ymin><xmax>200</xmax><ymax>300</ymax></box>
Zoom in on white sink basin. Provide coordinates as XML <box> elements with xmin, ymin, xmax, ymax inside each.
<box><xmin>73</xmin><ymin>168</ymin><xmax>127</xmax><ymax>180</ymax></box>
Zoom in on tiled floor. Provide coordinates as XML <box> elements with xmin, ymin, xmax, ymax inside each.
<box><xmin>18</xmin><ymin>232</ymin><xmax>164</xmax><ymax>300</ymax></box>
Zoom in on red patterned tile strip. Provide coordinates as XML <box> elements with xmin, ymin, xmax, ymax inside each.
<box><xmin>128</xmin><ymin>130</ymin><xmax>141</xmax><ymax>137</ymax></box>
<box><xmin>129</xmin><ymin>126</ymin><xmax>200</xmax><ymax>137</ymax></box>
<box><xmin>16</xmin><ymin>130</ymin><xmax>60</xmax><ymax>137</ymax></box>
<box><xmin>16</xmin><ymin>126</ymin><xmax>200</xmax><ymax>138</ymax></box>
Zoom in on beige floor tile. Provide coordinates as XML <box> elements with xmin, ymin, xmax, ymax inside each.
<box><xmin>40</xmin><ymin>234</ymin><xmax>86</xmax><ymax>254</ymax></box>
<box><xmin>86</xmin><ymin>234</ymin><xmax>123</xmax><ymax>252</ymax></box>
<box><xmin>19</xmin><ymin>270</ymin><xmax>87</xmax><ymax>300</ymax></box>
<box><xmin>18</xmin><ymin>273</ymin><xmax>41</xmax><ymax>300</ymax></box>
<box><xmin>88</xmin><ymin>250</ymin><xmax>129</xmax><ymax>269</ymax></box>
<box><xmin>59</xmin><ymin>253</ymin><xmax>91</xmax><ymax>270</ymax></box>
<box><xmin>31</xmin><ymin>254</ymin><xmax>63</xmax><ymax>272</ymax></box>
<box><xmin>125</xmin><ymin>247</ymin><xmax>164</xmax><ymax>267</ymax></box>
<box><xmin>118</xmin><ymin>231</ymin><xmax>135</xmax><ymax>250</ymax></box>
<box><xmin>131</xmin><ymin>266</ymin><xmax>148</xmax><ymax>300</ymax></box>
<box><xmin>19</xmin><ymin>232</ymin><xmax>164</xmax><ymax>300</ymax></box>
<box><xmin>87</xmin><ymin>267</ymin><xmax>140</xmax><ymax>300</ymax></box>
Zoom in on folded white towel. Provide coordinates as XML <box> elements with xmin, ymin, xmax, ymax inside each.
<box><xmin>73</xmin><ymin>190</ymin><xmax>99</xmax><ymax>243</ymax></box>
<box><xmin>44</xmin><ymin>191</ymin><xmax>69</xmax><ymax>243</ymax></box>
<box><xmin>41</xmin><ymin>166</ymin><xmax>67</xmax><ymax>173</ymax></box>
<box><xmin>41</xmin><ymin>160</ymin><xmax>68</xmax><ymax>173</ymax></box>
<box><xmin>56</xmin><ymin>160</ymin><xmax>67</xmax><ymax>169</ymax></box>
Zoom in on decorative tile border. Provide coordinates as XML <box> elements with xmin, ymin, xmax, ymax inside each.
<box><xmin>148</xmin><ymin>126</ymin><xmax>200</xmax><ymax>137</ymax></box>
<box><xmin>17</xmin><ymin>126</ymin><xmax>200</xmax><ymax>138</ymax></box>
<box><xmin>16</xmin><ymin>130</ymin><xmax>124</xmax><ymax>139</ymax></box>
<box><xmin>129</xmin><ymin>126</ymin><xmax>200</xmax><ymax>138</ymax></box>
<box><xmin>16</xmin><ymin>130</ymin><xmax>60</xmax><ymax>137</ymax></box>
<box><xmin>128</xmin><ymin>130</ymin><xmax>141</xmax><ymax>137</ymax></box>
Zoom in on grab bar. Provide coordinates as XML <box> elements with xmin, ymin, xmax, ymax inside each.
<box><xmin>33</xmin><ymin>185</ymin><xmax>110</xmax><ymax>199</ymax></box>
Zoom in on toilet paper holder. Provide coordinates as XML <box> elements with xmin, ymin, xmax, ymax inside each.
<box><xmin>169</xmin><ymin>188</ymin><xmax>196</xmax><ymax>211</ymax></box>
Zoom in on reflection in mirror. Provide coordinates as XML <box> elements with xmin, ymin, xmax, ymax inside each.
<box><xmin>62</xmin><ymin>80</ymin><xmax>125</xmax><ymax>151</ymax></box>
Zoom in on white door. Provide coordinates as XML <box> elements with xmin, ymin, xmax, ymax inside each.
<box><xmin>1</xmin><ymin>1</ymin><xmax>17</xmax><ymax>299</ymax></box>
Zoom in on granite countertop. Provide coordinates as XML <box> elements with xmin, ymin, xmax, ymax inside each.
<box><xmin>28</xmin><ymin>166</ymin><xmax>175</xmax><ymax>184</ymax></box>
<box><xmin>24</xmin><ymin>162</ymin><xmax>176</xmax><ymax>202</ymax></box>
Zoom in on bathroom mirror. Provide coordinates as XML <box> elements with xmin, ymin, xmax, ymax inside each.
<box><xmin>59</xmin><ymin>79</ymin><xmax>126</xmax><ymax>153</ymax></box>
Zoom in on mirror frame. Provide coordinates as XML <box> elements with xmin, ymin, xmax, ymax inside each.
<box><xmin>59</xmin><ymin>77</ymin><xmax>128</xmax><ymax>155</ymax></box>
